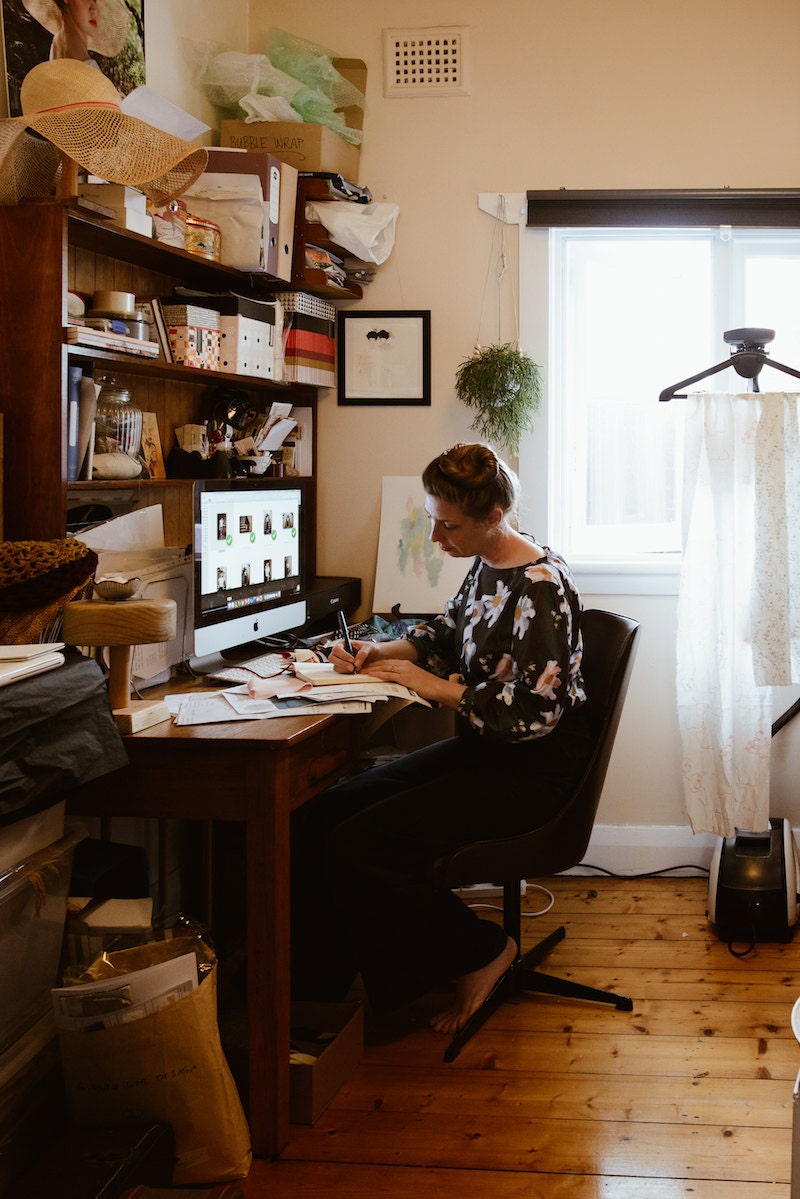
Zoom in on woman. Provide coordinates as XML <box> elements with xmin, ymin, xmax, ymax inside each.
<box><xmin>291</xmin><ymin>443</ymin><xmax>593</xmax><ymax>1036</ymax></box>
<box><xmin>24</xmin><ymin>0</ymin><xmax>130</xmax><ymax>63</ymax></box>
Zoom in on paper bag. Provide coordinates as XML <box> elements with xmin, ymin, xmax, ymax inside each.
<box><xmin>58</xmin><ymin>958</ymin><xmax>251</xmax><ymax>1185</ymax></box>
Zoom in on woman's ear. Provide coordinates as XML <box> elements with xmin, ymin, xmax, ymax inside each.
<box><xmin>486</xmin><ymin>505</ymin><xmax>504</xmax><ymax>530</ymax></box>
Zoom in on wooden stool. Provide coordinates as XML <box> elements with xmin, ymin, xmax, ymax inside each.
<box><xmin>63</xmin><ymin>598</ymin><xmax>177</xmax><ymax>734</ymax></box>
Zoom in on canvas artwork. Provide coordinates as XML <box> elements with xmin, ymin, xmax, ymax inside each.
<box><xmin>2</xmin><ymin>0</ymin><xmax>145</xmax><ymax>116</ymax></box>
<box><xmin>373</xmin><ymin>476</ymin><xmax>472</xmax><ymax>616</ymax></box>
<box><xmin>139</xmin><ymin>411</ymin><xmax>165</xmax><ymax>480</ymax></box>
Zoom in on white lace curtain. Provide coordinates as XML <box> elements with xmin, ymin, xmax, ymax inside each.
<box><xmin>677</xmin><ymin>391</ymin><xmax>800</xmax><ymax>838</ymax></box>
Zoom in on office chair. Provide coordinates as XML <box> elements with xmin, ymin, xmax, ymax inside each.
<box><xmin>433</xmin><ymin>608</ymin><xmax>641</xmax><ymax>1062</ymax></box>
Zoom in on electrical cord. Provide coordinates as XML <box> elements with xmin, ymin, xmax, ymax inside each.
<box><xmin>467</xmin><ymin>882</ymin><xmax>555</xmax><ymax>917</ymax></box>
<box><xmin>576</xmin><ymin>862</ymin><xmax>710</xmax><ymax>879</ymax></box>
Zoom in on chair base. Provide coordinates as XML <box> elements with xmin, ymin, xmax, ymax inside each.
<box><xmin>443</xmin><ymin>925</ymin><xmax>634</xmax><ymax>1063</ymax></box>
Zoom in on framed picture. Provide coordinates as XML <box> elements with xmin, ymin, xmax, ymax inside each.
<box><xmin>2</xmin><ymin>0</ymin><xmax>145</xmax><ymax>117</ymax></box>
<box><xmin>337</xmin><ymin>310</ymin><xmax>431</xmax><ymax>406</ymax></box>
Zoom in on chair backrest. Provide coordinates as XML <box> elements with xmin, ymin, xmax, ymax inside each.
<box><xmin>440</xmin><ymin>608</ymin><xmax>640</xmax><ymax>887</ymax></box>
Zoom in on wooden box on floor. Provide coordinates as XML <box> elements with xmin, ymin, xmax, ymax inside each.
<box><xmin>290</xmin><ymin>1001</ymin><xmax>364</xmax><ymax>1124</ymax></box>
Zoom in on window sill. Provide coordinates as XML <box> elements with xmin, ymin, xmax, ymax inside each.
<box><xmin>571</xmin><ymin>560</ymin><xmax>680</xmax><ymax>596</ymax></box>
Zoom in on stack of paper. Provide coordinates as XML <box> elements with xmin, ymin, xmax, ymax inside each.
<box><xmin>165</xmin><ymin>662</ymin><xmax>430</xmax><ymax>727</ymax></box>
<box><xmin>51</xmin><ymin>951</ymin><xmax>198</xmax><ymax>1031</ymax></box>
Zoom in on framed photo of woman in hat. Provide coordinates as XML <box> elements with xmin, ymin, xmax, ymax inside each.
<box><xmin>2</xmin><ymin>0</ymin><xmax>145</xmax><ymax>116</ymax></box>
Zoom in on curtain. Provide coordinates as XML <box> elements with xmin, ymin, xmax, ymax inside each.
<box><xmin>677</xmin><ymin>392</ymin><xmax>800</xmax><ymax>838</ymax></box>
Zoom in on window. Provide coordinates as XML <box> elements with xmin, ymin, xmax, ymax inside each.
<box><xmin>519</xmin><ymin>225</ymin><xmax>800</xmax><ymax>589</ymax></box>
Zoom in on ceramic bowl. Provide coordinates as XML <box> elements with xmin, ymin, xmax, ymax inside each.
<box><xmin>93</xmin><ymin>577</ymin><xmax>141</xmax><ymax>602</ymax></box>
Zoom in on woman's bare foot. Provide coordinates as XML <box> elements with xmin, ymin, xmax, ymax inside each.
<box><xmin>430</xmin><ymin>936</ymin><xmax>517</xmax><ymax>1036</ymax></box>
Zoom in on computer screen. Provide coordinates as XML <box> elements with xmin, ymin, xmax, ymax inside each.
<box><xmin>191</xmin><ymin>477</ymin><xmax>308</xmax><ymax>667</ymax></box>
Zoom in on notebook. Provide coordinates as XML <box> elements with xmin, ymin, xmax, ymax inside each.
<box><xmin>0</xmin><ymin>645</ymin><xmax>66</xmax><ymax>686</ymax></box>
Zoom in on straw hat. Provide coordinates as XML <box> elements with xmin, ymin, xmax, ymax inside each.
<box><xmin>23</xmin><ymin>0</ymin><xmax>131</xmax><ymax>60</ymax></box>
<box><xmin>0</xmin><ymin>58</ymin><xmax>208</xmax><ymax>206</ymax></box>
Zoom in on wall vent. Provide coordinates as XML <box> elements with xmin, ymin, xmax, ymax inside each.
<box><xmin>382</xmin><ymin>27</ymin><xmax>469</xmax><ymax>98</ymax></box>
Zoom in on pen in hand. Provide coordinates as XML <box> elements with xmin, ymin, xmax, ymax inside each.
<box><xmin>336</xmin><ymin>609</ymin><xmax>357</xmax><ymax>671</ymax></box>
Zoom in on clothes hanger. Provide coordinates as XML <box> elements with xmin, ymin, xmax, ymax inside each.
<box><xmin>659</xmin><ymin>327</ymin><xmax>800</xmax><ymax>401</ymax></box>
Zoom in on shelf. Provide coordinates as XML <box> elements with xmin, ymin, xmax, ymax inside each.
<box><xmin>292</xmin><ymin>179</ymin><xmax>363</xmax><ymax>300</ymax></box>
<box><xmin>291</xmin><ymin>268</ymin><xmax>362</xmax><ymax>301</ymax></box>
<box><xmin>66</xmin><ymin>206</ymin><xmax>286</xmax><ymax>296</ymax></box>
<box><xmin>67</xmin><ymin>473</ymin><xmax>313</xmax><ymax>492</ymax></box>
<box><xmin>65</xmin><ymin>343</ymin><xmax>316</xmax><ymax>395</ymax></box>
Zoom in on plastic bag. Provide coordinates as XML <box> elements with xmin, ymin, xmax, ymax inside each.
<box><xmin>265</xmin><ymin>27</ymin><xmax>366</xmax><ymax>110</ymax></box>
<box><xmin>305</xmin><ymin>201</ymin><xmax>400</xmax><ymax>265</ymax></box>
<box><xmin>183</xmin><ymin>174</ymin><xmax>264</xmax><ymax>271</ymax></box>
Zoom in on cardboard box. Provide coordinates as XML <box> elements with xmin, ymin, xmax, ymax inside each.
<box><xmin>290</xmin><ymin>1000</ymin><xmax>364</xmax><ymax>1124</ymax></box>
<box><xmin>220</xmin><ymin>58</ymin><xmax>366</xmax><ymax>183</ymax></box>
<box><xmin>77</xmin><ymin>182</ymin><xmax>148</xmax><ymax>214</ymax></box>
<box><xmin>167</xmin><ymin>325</ymin><xmax>220</xmax><ymax>371</ymax></box>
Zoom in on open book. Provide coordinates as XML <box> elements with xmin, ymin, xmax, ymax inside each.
<box><xmin>293</xmin><ymin>661</ymin><xmax>385</xmax><ymax>687</ymax></box>
<box><xmin>292</xmin><ymin>661</ymin><xmax>431</xmax><ymax>707</ymax></box>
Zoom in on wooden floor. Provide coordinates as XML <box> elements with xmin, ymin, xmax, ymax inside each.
<box><xmin>238</xmin><ymin>875</ymin><xmax>800</xmax><ymax>1198</ymax></box>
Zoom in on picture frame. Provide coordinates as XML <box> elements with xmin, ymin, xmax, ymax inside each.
<box><xmin>337</xmin><ymin>310</ymin><xmax>431</xmax><ymax>406</ymax></box>
<box><xmin>2</xmin><ymin>0</ymin><xmax>145</xmax><ymax>117</ymax></box>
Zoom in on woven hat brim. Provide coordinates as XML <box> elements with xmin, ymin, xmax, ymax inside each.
<box><xmin>0</xmin><ymin>125</ymin><xmax>61</xmax><ymax>205</ymax></box>
<box><xmin>0</xmin><ymin>110</ymin><xmax>208</xmax><ymax>206</ymax></box>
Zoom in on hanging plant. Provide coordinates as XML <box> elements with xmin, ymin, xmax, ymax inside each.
<box><xmin>455</xmin><ymin>341</ymin><xmax>542</xmax><ymax>456</ymax></box>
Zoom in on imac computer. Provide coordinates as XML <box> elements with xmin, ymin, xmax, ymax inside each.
<box><xmin>190</xmin><ymin>477</ymin><xmax>308</xmax><ymax>671</ymax></box>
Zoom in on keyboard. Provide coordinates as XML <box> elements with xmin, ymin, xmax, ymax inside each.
<box><xmin>312</xmin><ymin>621</ymin><xmax>382</xmax><ymax>645</ymax></box>
<box><xmin>208</xmin><ymin>651</ymin><xmax>291</xmax><ymax>686</ymax></box>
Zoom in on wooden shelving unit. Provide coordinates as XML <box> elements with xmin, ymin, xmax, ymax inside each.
<box><xmin>0</xmin><ymin>202</ymin><xmax>320</xmax><ymax>561</ymax></box>
<box><xmin>291</xmin><ymin>176</ymin><xmax>363</xmax><ymax>300</ymax></box>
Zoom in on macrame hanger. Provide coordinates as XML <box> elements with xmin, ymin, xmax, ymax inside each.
<box><xmin>475</xmin><ymin>194</ymin><xmax>520</xmax><ymax>351</ymax></box>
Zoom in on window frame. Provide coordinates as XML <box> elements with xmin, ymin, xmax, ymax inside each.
<box><xmin>517</xmin><ymin>190</ymin><xmax>800</xmax><ymax>596</ymax></box>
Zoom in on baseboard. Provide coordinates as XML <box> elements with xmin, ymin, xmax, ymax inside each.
<box><xmin>565</xmin><ymin>824</ymin><xmax>719</xmax><ymax>877</ymax></box>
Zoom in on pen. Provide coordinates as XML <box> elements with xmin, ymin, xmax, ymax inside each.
<box><xmin>336</xmin><ymin>609</ymin><xmax>357</xmax><ymax>668</ymax></box>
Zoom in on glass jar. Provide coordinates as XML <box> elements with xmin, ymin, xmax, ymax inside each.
<box><xmin>93</xmin><ymin>376</ymin><xmax>143</xmax><ymax>465</ymax></box>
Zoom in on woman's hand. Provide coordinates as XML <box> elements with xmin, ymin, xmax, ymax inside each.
<box><xmin>329</xmin><ymin>638</ymin><xmax>381</xmax><ymax>674</ymax></box>
<box><xmin>363</xmin><ymin>657</ymin><xmax>467</xmax><ymax>710</ymax></box>
<box><xmin>361</xmin><ymin>656</ymin><xmax>430</xmax><ymax>691</ymax></box>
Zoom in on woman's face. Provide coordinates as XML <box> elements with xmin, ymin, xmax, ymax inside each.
<box><xmin>424</xmin><ymin>495</ymin><xmax>500</xmax><ymax>559</ymax></box>
<box><xmin>63</xmin><ymin>0</ymin><xmax>99</xmax><ymax>39</ymax></box>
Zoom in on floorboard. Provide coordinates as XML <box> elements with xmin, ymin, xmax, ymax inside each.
<box><xmin>236</xmin><ymin>875</ymin><xmax>799</xmax><ymax>1198</ymax></box>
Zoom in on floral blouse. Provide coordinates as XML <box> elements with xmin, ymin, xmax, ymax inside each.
<box><xmin>407</xmin><ymin>541</ymin><xmax>586</xmax><ymax>742</ymax></box>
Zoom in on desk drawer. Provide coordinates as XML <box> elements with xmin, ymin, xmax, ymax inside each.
<box><xmin>289</xmin><ymin>720</ymin><xmax>358</xmax><ymax>807</ymax></box>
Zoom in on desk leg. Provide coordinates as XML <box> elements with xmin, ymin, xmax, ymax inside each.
<box><xmin>245</xmin><ymin>748</ymin><xmax>291</xmax><ymax>1157</ymax></box>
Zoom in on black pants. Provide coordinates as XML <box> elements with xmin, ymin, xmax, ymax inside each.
<box><xmin>290</xmin><ymin>709</ymin><xmax>594</xmax><ymax>1014</ymax></box>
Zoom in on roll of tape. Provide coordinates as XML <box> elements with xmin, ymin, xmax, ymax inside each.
<box><xmin>92</xmin><ymin>289</ymin><xmax>135</xmax><ymax>315</ymax></box>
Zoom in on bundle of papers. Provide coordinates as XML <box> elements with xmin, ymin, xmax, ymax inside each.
<box><xmin>167</xmin><ymin>661</ymin><xmax>430</xmax><ymax>726</ymax></box>
<box><xmin>52</xmin><ymin>951</ymin><xmax>198</xmax><ymax>1031</ymax></box>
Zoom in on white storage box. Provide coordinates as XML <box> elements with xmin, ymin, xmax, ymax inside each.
<box><xmin>0</xmin><ymin>823</ymin><xmax>85</xmax><ymax>1054</ymax></box>
<box><xmin>211</xmin><ymin>295</ymin><xmax>282</xmax><ymax>380</ymax></box>
<box><xmin>219</xmin><ymin>315</ymin><xmax>274</xmax><ymax>377</ymax></box>
<box><xmin>0</xmin><ymin>801</ymin><xmax>65</xmax><ymax>874</ymax></box>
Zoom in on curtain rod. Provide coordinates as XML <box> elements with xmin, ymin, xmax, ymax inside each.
<box><xmin>526</xmin><ymin>189</ymin><xmax>800</xmax><ymax>228</ymax></box>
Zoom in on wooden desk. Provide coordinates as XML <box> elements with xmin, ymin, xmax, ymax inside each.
<box><xmin>68</xmin><ymin>682</ymin><xmax>362</xmax><ymax>1157</ymax></box>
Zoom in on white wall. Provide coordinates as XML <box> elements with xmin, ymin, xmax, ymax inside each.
<box><xmin>140</xmin><ymin>2</ymin><xmax>800</xmax><ymax>851</ymax></box>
